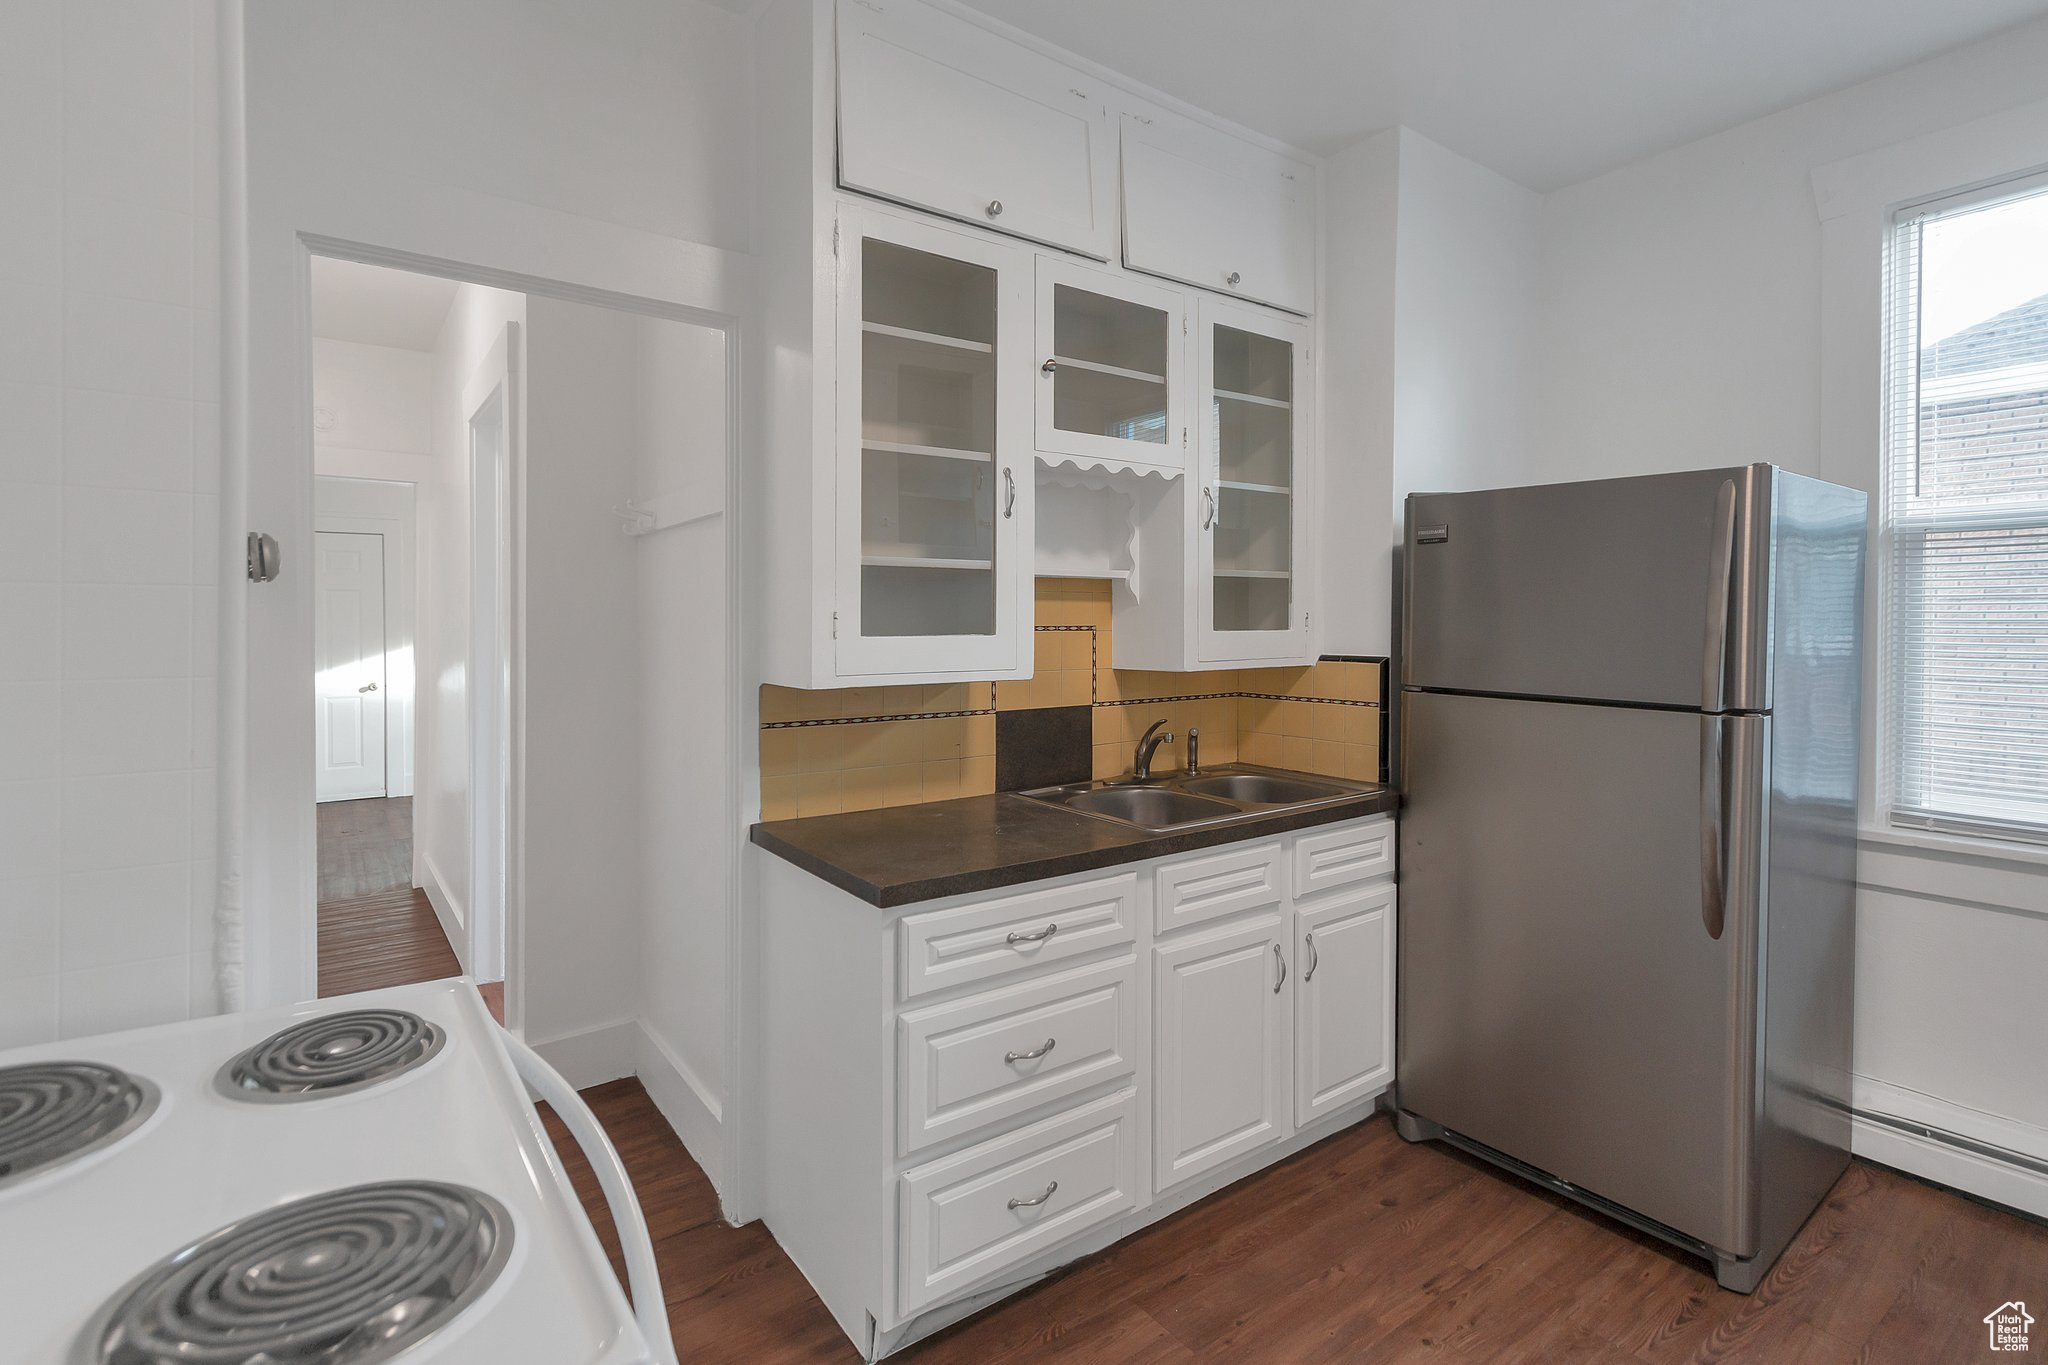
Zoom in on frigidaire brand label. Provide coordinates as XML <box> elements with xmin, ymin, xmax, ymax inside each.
<box><xmin>1417</xmin><ymin>524</ymin><xmax>1450</xmax><ymax>544</ymax></box>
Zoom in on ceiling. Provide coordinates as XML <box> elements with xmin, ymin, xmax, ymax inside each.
<box><xmin>952</xmin><ymin>0</ymin><xmax>2048</xmax><ymax>190</ymax></box>
<box><xmin>309</xmin><ymin>256</ymin><xmax>462</xmax><ymax>351</ymax></box>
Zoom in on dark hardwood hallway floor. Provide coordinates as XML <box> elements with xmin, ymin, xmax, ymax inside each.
<box><xmin>317</xmin><ymin>796</ymin><xmax>493</xmax><ymax>1013</ymax></box>
<box><xmin>563</xmin><ymin>1079</ymin><xmax>2048</xmax><ymax>1364</ymax></box>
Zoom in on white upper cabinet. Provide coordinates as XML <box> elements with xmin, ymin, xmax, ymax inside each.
<box><xmin>1034</xmin><ymin>256</ymin><xmax>1188</xmax><ymax>476</ymax></box>
<box><xmin>1196</xmin><ymin>297</ymin><xmax>1312</xmax><ymax>663</ymax></box>
<box><xmin>837</xmin><ymin>0</ymin><xmax>1118</xmax><ymax>261</ymax></box>
<box><xmin>1120</xmin><ymin>110</ymin><xmax>1318</xmax><ymax>316</ymax></box>
<box><xmin>835</xmin><ymin>205</ymin><xmax>1035</xmax><ymax>679</ymax></box>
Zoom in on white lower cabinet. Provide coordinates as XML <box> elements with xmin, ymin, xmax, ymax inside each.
<box><xmin>1153</xmin><ymin>913</ymin><xmax>1292</xmax><ymax>1190</ymax></box>
<box><xmin>1294</xmin><ymin>882</ymin><xmax>1396</xmax><ymax>1126</ymax></box>
<box><xmin>758</xmin><ymin>812</ymin><xmax>1395</xmax><ymax>1358</ymax></box>
<box><xmin>897</xmin><ymin>1087</ymin><xmax>1140</xmax><ymax>1318</ymax></box>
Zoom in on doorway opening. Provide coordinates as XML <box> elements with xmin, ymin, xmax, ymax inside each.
<box><xmin>308</xmin><ymin>257</ymin><xmax>490</xmax><ymax>1010</ymax></box>
<box><xmin>302</xmin><ymin>253</ymin><xmax>734</xmax><ymax>1114</ymax></box>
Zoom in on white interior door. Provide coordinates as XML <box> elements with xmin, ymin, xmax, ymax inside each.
<box><xmin>314</xmin><ymin>531</ymin><xmax>389</xmax><ymax>802</ymax></box>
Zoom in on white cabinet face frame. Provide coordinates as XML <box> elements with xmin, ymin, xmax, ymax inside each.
<box><xmin>1293</xmin><ymin>883</ymin><xmax>1395</xmax><ymax>1127</ymax></box>
<box><xmin>1033</xmin><ymin>255</ymin><xmax>1189</xmax><ymax>476</ymax></box>
<box><xmin>835</xmin><ymin>204</ymin><xmax>1036</xmax><ymax>678</ymax></box>
<box><xmin>1119</xmin><ymin>111</ymin><xmax>1317</xmax><ymax>316</ymax></box>
<box><xmin>836</xmin><ymin>0</ymin><xmax>1117</xmax><ymax>261</ymax></box>
<box><xmin>1195</xmin><ymin>295</ymin><xmax>1313</xmax><ymax>664</ymax></box>
<box><xmin>1152</xmin><ymin>913</ymin><xmax>1292</xmax><ymax>1191</ymax></box>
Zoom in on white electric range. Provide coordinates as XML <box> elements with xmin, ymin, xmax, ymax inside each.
<box><xmin>0</xmin><ymin>978</ymin><xmax>677</xmax><ymax>1365</ymax></box>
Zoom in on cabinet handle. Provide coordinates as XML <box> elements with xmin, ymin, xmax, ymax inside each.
<box><xmin>1201</xmin><ymin>487</ymin><xmax>1216</xmax><ymax>529</ymax></box>
<box><xmin>1304</xmin><ymin>930</ymin><xmax>1318</xmax><ymax>982</ymax></box>
<box><xmin>1226</xmin><ymin>270</ymin><xmax>1242</xmax><ymax>287</ymax></box>
<box><xmin>1008</xmin><ymin>1180</ymin><xmax>1057</xmax><ymax>1210</ymax></box>
<box><xmin>1006</xmin><ymin>922</ymin><xmax>1058</xmax><ymax>946</ymax></box>
<box><xmin>1041</xmin><ymin>358</ymin><xmax>1059</xmax><ymax>376</ymax></box>
<box><xmin>1004</xmin><ymin>1037</ymin><xmax>1056</xmax><ymax>1064</ymax></box>
<box><xmin>1003</xmin><ymin>467</ymin><xmax>1017</xmax><ymax>518</ymax></box>
<box><xmin>986</xmin><ymin>199</ymin><xmax>1004</xmax><ymax>218</ymax></box>
<box><xmin>1273</xmin><ymin>942</ymin><xmax>1286</xmax><ymax>993</ymax></box>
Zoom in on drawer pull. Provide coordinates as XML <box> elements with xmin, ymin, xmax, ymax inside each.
<box><xmin>1004</xmin><ymin>1038</ymin><xmax>1057</xmax><ymax>1065</ymax></box>
<box><xmin>1006</xmin><ymin>922</ymin><xmax>1058</xmax><ymax>946</ymax></box>
<box><xmin>1007</xmin><ymin>1180</ymin><xmax>1058</xmax><ymax>1211</ymax></box>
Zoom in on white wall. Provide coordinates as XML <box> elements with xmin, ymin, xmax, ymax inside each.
<box><xmin>1523</xmin><ymin>14</ymin><xmax>2048</xmax><ymax>1203</ymax></box>
<box><xmin>238</xmin><ymin>0</ymin><xmax>751</xmax><ymax>1199</ymax></box>
<box><xmin>1389</xmin><ymin>131</ymin><xmax>1544</xmax><ymax>506</ymax></box>
<box><xmin>0</xmin><ymin>0</ymin><xmax>224</xmax><ymax>1045</ymax></box>
<box><xmin>311</xmin><ymin>338</ymin><xmax>435</xmax><ymax>483</ymax></box>
<box><xmin>1316</xmin><ymin>132</ymin><xmax>1400</xmax><ymax>657</ymax></box>
<box><xmin>413</xmin><ymin>283</ymin><xmax>524</xmax><ymax>961</ymax></box>
<box><xmin>1535</xmin><ymin>16</ymin><xmax>2048</xmax><ymax>486</ymax></box>
<box><xmin>518</xmin><ymin>297</ymin><xmax>643</xmax><ymax>1053</ymax></box>
<box><xmin>1315</xmin><ymin>128</ymin><xmax>1542</xmax><ymax>658</ymax></box>
<box><xmin>632</xmin><ymin>315</ymin><xmax>731</xmax><ymax>1140</ymax></box>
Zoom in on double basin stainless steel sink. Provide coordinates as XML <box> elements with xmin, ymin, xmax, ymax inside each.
<box><xmin>1018</xmin><ymin>764</ymin><xmax>1373</xmax><ymax>833</ymax></box>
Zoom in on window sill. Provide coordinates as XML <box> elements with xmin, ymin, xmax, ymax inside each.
<box><xmin>1858</xmin><ymin>823</ymin><xmax>2048</xmax><ymax>873</ymax></box>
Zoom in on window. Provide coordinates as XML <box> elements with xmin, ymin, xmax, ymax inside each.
<box><xmin>1884</xmin><ymin>175</ymin><xmax>2048</xmax><ymax>844</ymax></box>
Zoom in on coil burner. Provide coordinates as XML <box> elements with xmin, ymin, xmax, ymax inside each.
<box><xmin>0</xmin><ymin>1061</ymin><xmax>159</xmax><ymax>1191</ymax></box>
<box><xmin>215</xmin><ymin>1009</ymin><xmax>446</xmax><ymax>1103</ymax></box>
<box><xmin>82</xmin><ymin>1180</ymin><xmax>513</xmax><ymax>1365</ymax></box>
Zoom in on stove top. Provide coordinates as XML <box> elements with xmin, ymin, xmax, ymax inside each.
<box><xmin>215</xmin><ymin>1008</ymin><xmax>446</xmax><ymax>1102</ymax></box>
<box><xmin>84</xmin><ymin>1180</ymin><xmax>512</xmax><ymax>1365</ymax></box>
<box><xmin>0</xmin><ymin>1061</ymin><xmax>160</xmax><ymax>1191</ymax></box>
<box><xmin>0</xmin><ymin>980</ymin><xmax>655</xmax><ymax>1365</ymax></box>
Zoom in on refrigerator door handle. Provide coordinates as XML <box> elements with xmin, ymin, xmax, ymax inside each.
<box><xmin>1701</xmin><ymin>478</ymin><xmax>1739</xmax><ymax>713</ymax></box>
<box><xmin>1700</xmin><ymin>715</ymin><xmax>1727</xmax><ymax>941</ymax></box>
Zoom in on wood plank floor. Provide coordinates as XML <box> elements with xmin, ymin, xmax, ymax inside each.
<box><xmin>315</xmin><ymin>795</ymin><xmax>478</xmax><ymax>1006</ymax></box>
<box><xmin>560</xmin><ymin>1080</ymin><xmax>2048</xmax><ymax>1364</ymax></box>
<box><xmin>321</xmin><ymin>797</ymin><xmax>2048</xmax><ymax>1359</ymax></box>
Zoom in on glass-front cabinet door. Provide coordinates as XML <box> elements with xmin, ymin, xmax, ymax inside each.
<box><xmin>1196</xmin><ymin>296</ymin><xmax>1312</xmax><ymax>662</ymax></box>
<box><xmin>835</xmin><ymin>206</ymin><xmax>1033</xmax><ymax>679</ymax></box>
<box><xmin>1034</xmin><ymin>257</ymin><xmax>1187</xmax><ymax>474</ymax></box>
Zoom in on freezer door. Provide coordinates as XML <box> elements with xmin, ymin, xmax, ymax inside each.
<box><xmin>1398</xmin><ymin>690</ymin><xmax>1767</xmax><ymax>1254</ymax></box>
<box><xmin>1403</xmin><ymin>465</ymin><xmax>1774</xmax><ymax>710</ymax></box>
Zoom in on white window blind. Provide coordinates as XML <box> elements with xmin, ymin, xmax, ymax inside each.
<box><xmin>1884</xmin><ymin>177</ymin><xmax>2048</xmax><ymax>844</ymax></box>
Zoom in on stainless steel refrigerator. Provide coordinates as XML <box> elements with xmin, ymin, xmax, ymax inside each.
<box><xmin>1395</xmin><ymin>464</ymin><xmax>1866</xmax><ymax>1293</ymax></box>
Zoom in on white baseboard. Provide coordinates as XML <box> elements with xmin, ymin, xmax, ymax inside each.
<box><xmin>524</xmin><ymin>1017</ymin><xmax>725</xmax><ymax>1192</ymax></box>
<box><xmin>530</xmin><ymin>1018</ymin><xmax>638</xmax><ymax>1090</ymax></box>
<box><xmin>1852</xmin><ymin>1075</ymin><xmax>2048</xmax><ymax>1219</ymax></box>
<box><xmin>418</xmin><ymin>853</ymin><xmax>469</xmax><ymax>975</ymax></box>
<box><xmin>633</xmin><ymin>1022</ymin><xmax>724</xmax><ymax>1177</ymax></box>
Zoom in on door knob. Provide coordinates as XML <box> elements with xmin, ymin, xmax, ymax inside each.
<box><xmin>359</xmin><ymin>682</ymin><xmax>378</xmax><ymax>693</ymax></box>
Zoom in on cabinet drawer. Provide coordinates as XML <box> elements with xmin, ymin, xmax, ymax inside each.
<box><xmin>1154</xmin><ymin>840</ymin><xmax>1283</xmax><ymax>935</ymax></box>
<box><xmin>1292</xmin><ymin>817</ymin><xmax>1394</xmax><ymax>898</ymax></box>
<box><xmin>898</xmin><ymin>1088</ymin><xmax>1139</xmax><ymax>1317</ymax></box>
<box><xmin>899</xmin><ymin>872</ymin><xmax>1138</xmax><ymax>1000</ymax></box>
<box><xmin>898</xmin><ymin>953</ymin><xmax>1138</xmax><ymax>1154</ymax></box>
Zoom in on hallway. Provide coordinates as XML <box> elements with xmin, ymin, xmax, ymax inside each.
<box><xmin>316</xmin><ymin>796</ymin><xmax>476</xmax><ymax>1006</ymax></box>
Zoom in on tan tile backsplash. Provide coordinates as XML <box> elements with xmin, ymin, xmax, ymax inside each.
<box><xmin>758</xmin><ymin>578</ymin><xmax>1384</xmax><ymax>820</ymax></box>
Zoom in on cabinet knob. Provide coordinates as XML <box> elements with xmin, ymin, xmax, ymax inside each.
<box><xmin>1040</xmin><ymin>358</ymin><xmax>1059</xmax><ymax>376</ymax></box>
<box><xmin>986</xmin><ymin>199</ymin><xmax>1004</xmax><ymax>218</ymax></box>
<box><xmin>1226</xmin><ymin>270</ymin><xmax>1242</xmax><ymax>287</ymax></box>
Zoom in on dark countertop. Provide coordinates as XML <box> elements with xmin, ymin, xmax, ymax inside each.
<box><xmin>750</xmin><ymin>785</ymin><xmax>1399</xmax><ymax>908</ymax></box>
